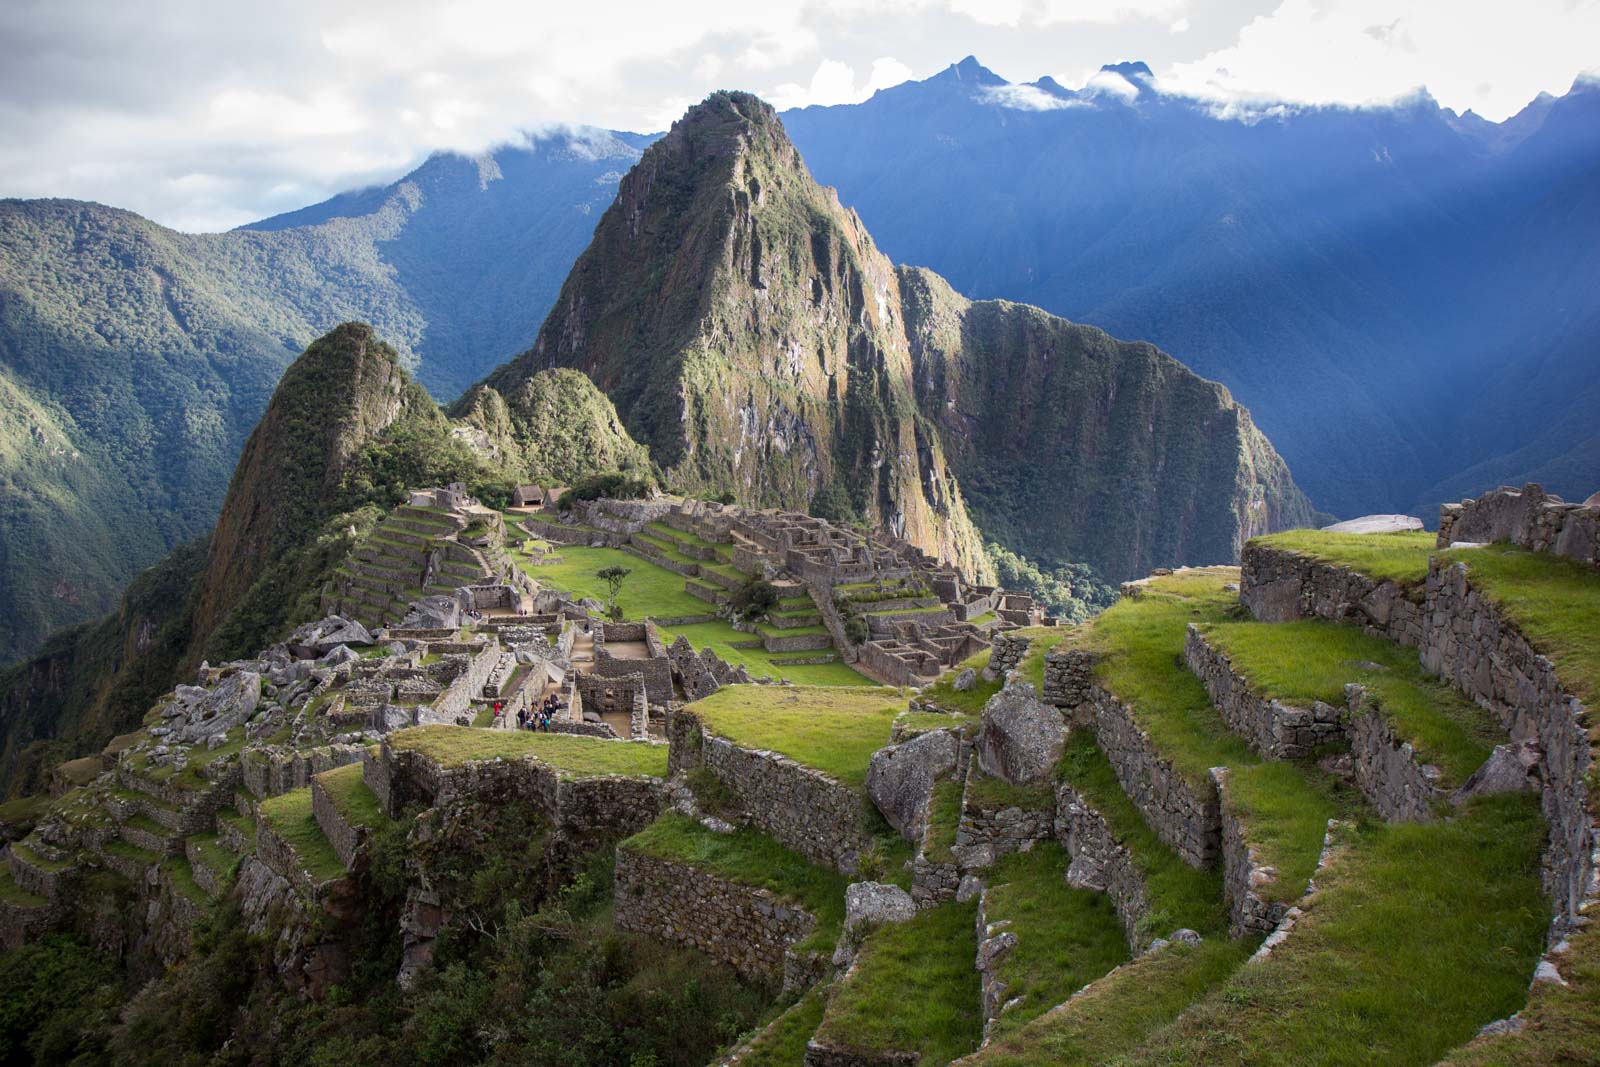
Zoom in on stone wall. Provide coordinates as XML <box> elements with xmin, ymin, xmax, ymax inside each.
<box><xmin>1240</xmin><ymin>542</ymin><xmax>1426</xmax><ymax>645</ymax></box>
<box><xmin>1085</xmin><ymin>687</ymin><xmax>1220</xmax><ymax>868</ymax></box>
<box><xmin>1211</xmin><ymin>767</ymin><xmax>1294</xmax><ymax>938</ymax></box>
<box><xmin>312</xmin><ymin>775</ymin><xmax>368</xmax><ymax>871</ymax></box>
<box><xmin>953</xmin><ymin>760</ymin><xmax>1054</xmax><ymax>870</ymax></box>
<box><xmin>1183</xmin><ymin>626</ymin><xmax>1345</xmax><ymax>759</ymax></box>
<box><xmin>1346</xmin><ymin>685</ymin><xmax>1443</xmax><ymax>822</ymax></box>
<box><xmin>244</xmin><ymin>744</ymin><xmax>365</xmax><ymax>799</ymax></box>
<box><xmin>988</xmin><ymin>633</ymin><xmax>1030</xmax><ymax>678</ymax></box>
<box><xmin>1438</xmin><ymin>483</ymin><xmax>1599</xmax><ymax>565</ymax></box>
<box><xmin>1054</xmin><ymin>781</ymin><xmax>1152</xmax><ymax>951</ymax></box>
<box><xmin>1420</xmin><ymin>558</ymin><xmax>1595</xmax><ymax>926</ymax></box>
<box><xmin>668</xmin><ymin>709</ymin><xmax>870</xmax><ymax>873</ymax></box>
<box><xmin>431</xmin><ymin>639</ymin><xmax>501</xmax><ymax>722</ymax></box>
<box><xmin>1041</xmin><ymin>648</ymin><xmax>1097</xmax><ymax>717</ymax></box>
<box><xmin>613</xmin><ymin>846</ymin><xmax>819</xmax><ymax>988</ymax></box>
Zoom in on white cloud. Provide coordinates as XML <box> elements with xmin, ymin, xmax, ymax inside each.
<box><xmin>978</xmin><ymin>83</ymin><xmax>1084</xmax><ymax>110</ymax></box>
<box><xmin>767</xmin><ymin>57</ymin><xmax>915</xmax><ymax>110</ymax></box>
<box><xmin>1162</xmin><ymin>0</ymin><xmax>1600</xmax><ymax>120</ymax></box>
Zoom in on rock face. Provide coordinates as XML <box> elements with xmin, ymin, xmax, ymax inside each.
<box><xmin>866</xmin><ymin>729</ymin><xmax>960</xmax><ymax>842</ymax></box>
<box><xmin>469</xmin><ymin>91</ymin><xmax>1312</xmax><ymax>584</ymax></box>
<box><xmin>1322</xmin><ymin>514</ymin><xmax>1424</xmax><ymax>534</ymax></box>
<box><xmin>843</xmin><ymin>881</ymin><xmax>917</xmax><ymax>933</ymax></box>
<box><xmin>175</xmin><ymin>671</ymin><xmax>260</xmax><ymax>741</ymax></box>
<box><xmin>1453</xmin><ymin>742</ymin><xmax>1541</xmax><ymax>804</ymax></box>
<box><xmin>977</xmin><ymin>683</ymin><xmax>1066</xmax><ymax>785</ymax></box>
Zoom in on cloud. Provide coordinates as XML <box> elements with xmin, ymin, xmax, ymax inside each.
<box><xmin>978</xmin><ymin>83</ymin><xmax>1084</xmax><ymax>110</ymax></box>
<box><xmin>1161</xmin><ymin>0</ymin><xmax>1600</xmax><ymax>121</ymax></box>
<box><xmin>768</xmin><ymin>57</ymin><xmax>915</xmax><ymax>110</ymax></box>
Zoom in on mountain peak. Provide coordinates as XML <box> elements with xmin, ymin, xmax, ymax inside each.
<box><xmin>1099</xmin><ymin>60</ymin><xmax>1154</xmax><ymax>80</ymax></box>
<box><xmin>938</xmin><ymin>55</ymin><xmax>1008</xmax><ymax>87</ymax></box>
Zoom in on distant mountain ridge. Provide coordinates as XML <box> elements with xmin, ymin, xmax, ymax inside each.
<box><xmin>779</xmin><ymin>58</ymin><xmax>1600</xmax><ymax>519</ymax></box>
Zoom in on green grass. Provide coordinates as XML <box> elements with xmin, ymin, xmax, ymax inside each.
<box><xmin>968</xmin><ymin>611</ymin><xmax>998</xmax><ymax>626</ymax></box>
<box><xmin>1202</xmin><ymin>619</ymin><xmax>1502</xmax><ymax>785</ymax></box>
<box><xmin>656</xmin><ymin>620</ymin><xmax>868</xmax><ymax>686</ymax></box>
<box><xmin>517</xmin><ymin>543</ymin><xmax>711</xmax><ymax>619</ymax></box>
<box><xmin>257</xmin><ymin>787</ymin><xmax>347</xmax><ymax>883</ymax></box>
<box><xmin>162</xmin><ymin>857</ymin><xmax>211</xmax><ymax>905</ymax></box>
<box><xmin>470</xmin><ymin>705</ymin><xmax>495</xmax><ymax>727</ymax></box>
<box><xmin>10</xmin><ymin>841</ymin><xmax>70</xmax><ymax>871</ymax></box>
<box><xmin>316</xmin><ymin>763</ymin><xmax>387</xmax><ymax>828</ymax></box>
<box><xmin>388</xmin><ymin>725</ymin><xmax>669</xmax><ymax>778</ymax></box>
<box><xmin>983</xmin><ymin>844</ymin><xmax>1131</xmax><ymax>1036</ymax></box>
<box><xmin>1123</xmin><ymin>794</ymin><xmax>1549</xmax><ymax>1066</ymax></box>
<box><xmin>623</xmin><ymin>814</ymin><xmax>849</xmax><ymax>951</ymax></box>
<box><xmin>103</xmin><ymin>839</ymin><xmax>160</xmax><ymax>867</ymax></box>
<box><xmin>1436</xmin><ymin>918</ymin><xmax>1600</xmax><ymax>1065</ymax></box>
<box><xmin>812</xmin><ymin>899</ymin><xmax>982</xmax><ymax>1063</ymax></box>
<box><xmin>1057</xmin><ymin>732</ymin><xmax>1227</xmax><ymax>938</ymax></box>
<box><xmin>216</xmin><ymin>809</ymin><xmax>257</xmax><ymax>855</ymax></box>
<box><xmin>1016</xmin><ymin>628</ymin><xmax>1070</xmax><ymax>691</ymax></box>
<box><xmin>0</xmin><ymin>793</ymin><xmax>51</xmax><ymax>833</ymax></box>
<box><xmin>1221</xmin><ymin>762</ymin><xmax>1344</xmax><ymax>904</ymax></box>
<box><xmin>0</xmin><ymin>866</ymin><xmax>47</xmax><ymax>907</ymax></box>
<box><xmin>920</xmin><ymin>650</ymin><xmax>1001</xmax><ymax>715</ymax></box>
<box><xmin>1061</xmin><ymin>568</ymin><xmax>1257</xmax><ymax>788</ymax></box>
<box><xmin>687</xmin><ymin>685</ymin><xmax>906</xmax><ymax>786</ymax></box>
<box><xmin>923</xmin><ymin>777</ymin><xmax>965</xmax><ymax>864</ymax></box>
<box><xmin>1442</xmin><ymin>545</ymin><xmax>1600</xmax><ymax>703</ymax></box>
<box><xmin>187</xmin><ymin>833</ymin><xmax>240</xmax><ymax>884</ymax></box>
<box><xmin>729</xmin><ymin>987</ymin><xmax>826</xmax><ymax>1067</ymax></box>
<box><xmin>965</xmin><ymin>770</ymin><xmax>1055</xmax><ymax>813</ymax></box>
<box><xmin>1252</xmin><ymin>530</ymin><xmax>1437</xmax><ymax>585</ymax></box>
<box><xmin>967</xmin><ymin>939</ymin><xmax>1254</xmax><ymax>1065</ymax></box>
<box><xmin>893</xmin><ymin>710</ymin><xmax>977</xmax><ymax>739</ymax></box>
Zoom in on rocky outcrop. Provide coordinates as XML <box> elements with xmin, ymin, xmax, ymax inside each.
<box><xmin>976</xmin><ymin>684</ymin><xmax>1066</xmax><ymax>785</ymax></box>
<box><xmin>867</xmin><ymin>728</ymin><xmax>960</xmax><ymax>842</ymax></box>
<box><xmin>1437</xmin><ymin>483</ymin><xmax>1599</xmax><ymax>564</ymax></box>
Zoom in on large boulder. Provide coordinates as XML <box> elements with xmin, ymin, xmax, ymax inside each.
<box><xmin>844</xmin><ymin>881</ymin><xmax>917</xmax><ymax>933</ymax></box>
<box><xmin>401</xmin><ymin>596</ymin><xmax>461</xmax><ymax>630</ymax></box>
<box><xmin>1453</xmin><ymin>742</ymin><xmax>1541</xmax><ymax>804</ymax></box>
<box><xmin>977</xmin><ymin>682</ymin><xmax>1065</xmax><ymax>785</ymax></box>
<box><xmin>866</xmin><ymin>728</ymin><xmax>960</xmax><ymax>841</ymax></box>
<box><xmin>1321</xmin><ymin>514</ymin><xmax>1423</xmax><ymax>535</ymax></box>
<box><xmin>177</xmin><ymin>670</ymin><xmax>261</xmax><ymax>741</ymax></box>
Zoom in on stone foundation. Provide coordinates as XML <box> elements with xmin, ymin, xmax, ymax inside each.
<box><xmin>614</xmin><ymin>846</ymin><xmax>821</xmax><ymax>990</ymax></box>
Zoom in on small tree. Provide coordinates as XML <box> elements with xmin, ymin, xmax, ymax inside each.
<box><xmin>597</xmin><ymin>565</ymin><xmax>631</xmax><ymax>621</ymax></box>
<box><xmin>730</xmin><ymin>576</ymin><xmax>778</xmax><ymax>621</ymax></box>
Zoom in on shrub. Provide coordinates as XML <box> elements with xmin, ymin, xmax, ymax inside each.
<box><xmin>730</xmin><ymin>577</ymin><xmax>779</xmax><ymax>620</ymax></box>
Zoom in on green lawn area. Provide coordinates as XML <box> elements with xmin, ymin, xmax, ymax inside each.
<box><xmin>1056</xmin><ymin>732</ymin><xmax>1227</xmax><ymax>939</ymax></box>
<box><xmin>0</xmin><ymin>793</ymin><xmax>51</xmax><ymax>835</ymax></box>
<box><xmin>983</xmin><ymin>844</ymin><xmax>1130</xmax><ymax>1037</ymax></box>
<box><xmin>1202</xmin><ymin>618</ymin><xmax>1503</xmax><ymax>786</ymax></box>
<box><xmin>316</xmin><ymin>762</ymin><xmax>387</xmax><ymax>828</ymax></box>
<box><xmin>728</xmin><ymin>987</ymin><xmax>826</xmax><ymax>1067</ymax></box>
<box><xmin>623</xmin><ymin>814</ymin><xmax>849</xmax><ymax>951</ymax></box>
<box><xmin>257</xmin><ymin>787</ymin><xmax>346</xmax><ymax>883</ymax></box>
<box><xmin>656</xmin><ymin>620</ymin><xmax>869</xmax><ymax>686</ymax></box>
<box><xmin>1442</xmin><ymin>544</ymin><xmax>1600</xmax><ymax>703</ymax></box>
<box><xmin>687</xmin><ymin>685</ymin><xmax>906</xmax><ymax>786</ymax></box>
<box><xmin>923</xmin><ymin>777</ymin><xmax>965</xmax><ymax>864</ymax></box>
<box><xmin>1220</xmin><ymin>762</ymin><xmax>1344</xmax><ymax>904</ymax></box>
<box><xmin>516</xmin><ymin>544</ymin><xmax>710</xmax><ymax>619</ymax></box>
<box><xmin>1121</xmin><ymin>794</ymin><xmax>1548</xmax><ymax>1066</ymax></box>
<box><xmin>1251</xmin><ymin>530</ymin><xmax>1437</xmax><ymax>585</ymax></box>
<box><xmin>967</xmin><ymin>939</ymin><xmax>1254</xmax><ymax>1066</ymax></box>
<box><xmin>388</xmin><ymin>725</ymin><xmax>669</xmax><ymax>778</ymax></box>
<box><xmin>811</xmin><ymin>899</ymin><xmax>982</xmax><ymax>1064</ymax></box>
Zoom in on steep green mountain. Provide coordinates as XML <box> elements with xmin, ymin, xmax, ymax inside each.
<box><xmin>0</xmin><ymin>132</ymin><xmax>641</xmax><ymax>664</ymax></box>
<box><xmin>900</xmin><ymin>269</ymin><xmax>1313</xmax><ymax>579</ymax></box>
<box><xmin>470</xmin><ymin>92</ymin><xmax>1312</xmax><ymax>582</ymax></box>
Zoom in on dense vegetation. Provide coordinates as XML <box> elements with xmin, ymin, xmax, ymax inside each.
<box><xmin>985</xmin><ymin>541</ymin><xmax>1117</xmax><ymax>623</ymax></box>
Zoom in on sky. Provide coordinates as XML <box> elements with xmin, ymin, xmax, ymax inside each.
<box><xmin>1</xmin><ymin>0</ymin><xmax>1595</xmax><ymax>232</ymax></box>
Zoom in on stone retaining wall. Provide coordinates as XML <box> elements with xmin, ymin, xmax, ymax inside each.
<box><xmin>1438</xmin><ymin>483</ymin><xmax>1599</xmax><ymax>564</ymax></box>
<box><xmin>6</xmin><ymin>847</ymin><xmax>71</xmax><ymax>898</ymax></box>
<box><xmin>1041</xmin><ymin>648</ymin><xmax>1097</xmax><ymax>716</ymax></box>
<box><xmin>255</xmin><ymin>817</ymin><xmax>330</xmax><ymax>898</ymax></box>
<box><xmin>311</xmin><ymin>776</ymin><xmax>366</xmax><ymax>871</ymax></box>
<box><xmin>1346</xmin><ymin>685</ymin><xmax>1443</xmax><ymax>822</ymax></box>
<box><xmin>1420</xmin><ymin>558</ymin><xmax>1595</xmax><ymax>926</ymax></box>
<box><xmin>1240</xmin><ymin>543</ymin><xmax>1425</xmax><ymax>645</ymax></box>
<box><xmin>244</xmin><ymin>744</ymin><xmax>365</xmax><ymax>799</ymax></box>
<box><xmin>614</xmin><ymin>846</ymin><xmax>819</xmax><ymax>989</ymax></box>
<box><xmin>1212</xmin><ymin>768</ymin><xmax>1293</xmax><ymax>938</ymax></box>
<box><xmin>667</xmin><ymin>709</ymin><xmax>869</xmax><ymax>873</ymax></box>
<box><xmin>185</xmin><ymin>838</ymin><xmax>229</xmax><ymax>897</ymax></box>
<box><xmin>1184</xmin><ymin>626</ymin><xmax>1345</xmax><ymax>759</ymax></box>
<box><xmin>0</xmin><ymin>896</ymin><xmax>56</xmax><ymax>951</ymax></box>
<box><xmin>1086</xmin><ymin>687</ymin><xmax>1220</xmax><ymax>867</ymax></box>
<box><xmin>988</xmin><ymin>633</ymin><xmax>1030</xmax><ymax>678</ymax></box>
<box><xmin>1054</xmin><ymin>781</ymin><xmax>1152</xmax><ymax>951</ymax></box>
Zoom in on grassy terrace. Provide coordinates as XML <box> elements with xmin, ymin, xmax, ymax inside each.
<box><xmin>0</xmin><ymin>866</ymin><xmax>47</xmax><ymax>907</ymax></box>
<box><xmin>187</xmin><ymin>833</ymin><xmax>239</xmax><ymax>882</ymax></box>
<box><xmin>623</xmin><ymin>814</ymin><xmax>849</xmax><ymax>951</ymax></box>
<box><xmin>729</xmin><ymin>987</ymin><xmax>826</xmax><ymax>1067</ymax></box>
<box><xmin>1202</xmin><ymin>618</ymin><xmax>1502</xmax><ymax>786</ymax></box>
<box><xmin>162</xmin><ymin>858</ymin><xmax>210</xmax><ymax>905</ymax></box>
<box><xmin>923</xmin><ymin>777</ymin><xmax>965</xmax><ymax>864</ymax></box>
<box><xmin>969</xmin><ymin>939</ymin><xmax>1255</xmax><ymax>1066</ymax></box>
<box><xmin>686</xmin><ymin>685</ymin><xmax>906</xmax><ymax>786</ymax></box>
<box><xmin>258</xmin><ymin>788</ymin><xmax>345</xmax><ymax>883</ymax></box>
<box><xmin>656</xmin><ymin>621</ymin><xmax>866</xmax><ymax>686</ymax></box>
<box><xmin>920</xmin><ymin>649</ymin><xmax>1000</xmax><ymax>715</ymax></box>
<box><xmin>1121</xmin><ymin>794</ymin><xmax>1548</xmax><ymax>1066</ymax></box>
<box><xmin>316</xmin><ymin>763</ymin><xmax>387</xmax><ymax>828</ymax></box>
<box><xmin>1442</xmin><ymin>544</ymin><xmax>1600</xmax><ymax>702</ymax></box>
<box><xmin>388</xmin><ymin>725</ymin><xmax>669</xmax><ymax>778</ymax></box>
<box><xmin>1220</xmin><ymin>762</ymin><xmax>1344</xmax><ymax>904</ymax></box>
<box><xmin>812</xmin><ymin>899</ymin><xmax>982</xmax><ymax>1063</ymax></box>
<box><xmin>1057</xmin><ymin>733</ymin><xmax>1227</xmax><ymax>937</ymax></box>
<box><xmin>983</xmin><ymin>844</ymin><xmax>1130</xmax><ymax>1037</ymax></box>
<box><xmin>1251</xmin><ymin>529</ymin><xmax>1436</xmax><ymax>585</ymax></box>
